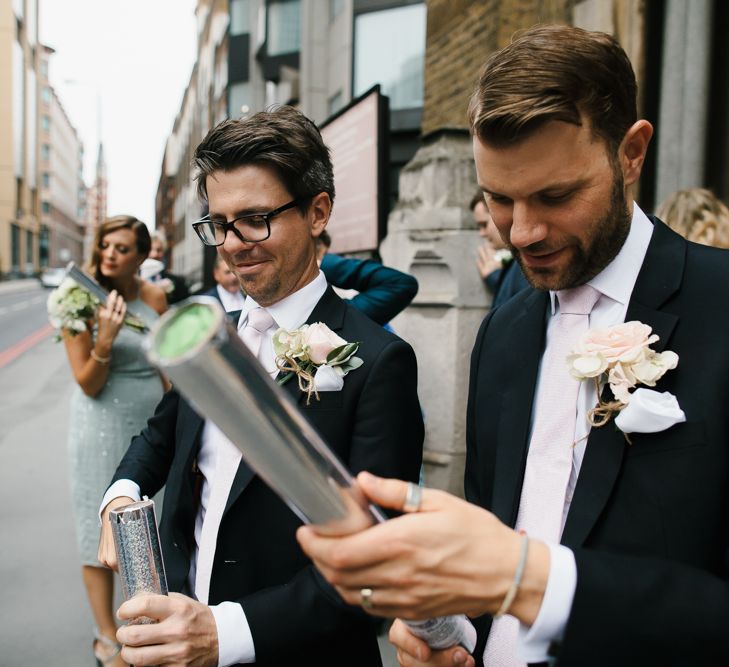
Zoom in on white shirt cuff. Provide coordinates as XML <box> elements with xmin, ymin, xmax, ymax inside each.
<box><xmin>211</xmin><ymin>601</ymin><xmax>256</xmax><ymax>665</ymax></box>
<box><xmin>98</xmin><ymin>479</ymin><xmax>142</xmax><ymax>524</ymax></box>
<box><xmin>516</xmin><ymin>543</ymin><xmax>576</xmax><ymax>663</ymax></box>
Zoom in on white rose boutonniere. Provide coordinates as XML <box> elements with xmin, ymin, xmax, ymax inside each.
<box><xmin>566</xmin><ymin>321</ymin><xmax>685</xmax><ymax>440</ymax></box>
<box><xmin>273</xmin><ymin>322</ymin><xmax>363</xmax><ymax>404</ymax></box>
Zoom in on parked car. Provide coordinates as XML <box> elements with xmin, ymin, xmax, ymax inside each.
<box><xmin>39</xmin><ymin>267</ymin><xmax>66</xmax><ymax>288</ymax></box>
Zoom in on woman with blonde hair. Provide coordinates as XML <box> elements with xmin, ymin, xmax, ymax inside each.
<box><xmin>656</xmin><ymin>187</ymin><xmax>729</xmax><ymax>249</ymax></box>
<box><xmin>62</xmin><ymin>215</ymin><xmax>167</xmax><ymax>666</ymax></box>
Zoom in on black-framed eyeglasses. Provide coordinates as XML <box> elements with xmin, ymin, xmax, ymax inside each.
<box><xmin>192</xmin><ymin>199</ymin><xmax>301</xmax><ymax>247</ymax></box>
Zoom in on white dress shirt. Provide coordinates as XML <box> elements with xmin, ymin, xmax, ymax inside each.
<box><xmin>215</xmin><ymin>284</ymin><xmax>246</xmax><ymax>312</ymax></box>
<box><xmin>101</xmin><ymin>271</ymin><xmax>328</xmax><ymax>666</ymax></box>
<box><xmin>515</xmin><ymin>204</ymin><xmax>654</xmax><ymax>661</ymax></box>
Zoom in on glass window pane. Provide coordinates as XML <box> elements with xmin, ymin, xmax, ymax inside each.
<box><xmin>229</xmin><ymin>81</ymin><xmax>251</xmax><ymax>118</ymax></box>
<box><xmin>267</xmin><ymin>0</ymin><xmax>300</xmax><ymax>56</ymax></box>
<box><xmin>354</xmin><ymin>3</ymin><xmax>426</xmax><ymax>110</ymax></box>
<box><xmin>230</xmin><ymin>0</ymin><xmax>251</xmax><ymax>35</ymax></box>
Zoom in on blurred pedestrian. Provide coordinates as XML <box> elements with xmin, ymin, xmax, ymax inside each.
<box><xmin>471</xmin><ymin>192</ymin><xmax>530</xmax><ymax>307</ymax></box>
<box><xmin>148</xmin><ymin>231</ymin><xmax>190</xmax><ymax>304</ymax></box>
<box><xmin>317</xmin><ymin>230</ymin><xmax>419</xmax><ymax>326</ymax></box>
<box><xmin>199</xmin><ymin>255</ymin><xmax>246</xmax><ymax>311</ymax></box>
<box><xmin>58</xmin><ymin>215</ymin><xmax>168</xmax><ymax>666</ymax></box>
<box><xmin>655</xmin><ymin>187</ymin><xmax>729</xmax><ymax>248</ymax></box>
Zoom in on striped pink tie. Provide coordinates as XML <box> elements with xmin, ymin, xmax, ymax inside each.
<box><xmin>484</xmin><ymin>284</ymin><xmax>600</xmax><ymax>667</ymax></box>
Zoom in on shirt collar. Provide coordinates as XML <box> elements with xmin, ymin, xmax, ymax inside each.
<box><xmin>549</xmin><ymin>203</ymin><xmax>654</xmax><ymax>315</ymax></box>
<box><xmin>237</xmin><ymin>270</ymin><xmax>328</xmax><ymax>331</ymax></box>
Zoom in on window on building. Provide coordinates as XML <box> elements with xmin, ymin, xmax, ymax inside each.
<box><xmin>353</xmin><ymin>2</ymin><xmax>425</xmax><ymax>110</ymax></box>
<box><xmin>40</xmin><ymin>60</ymin><xmax>48</xmax><ymax>77</ymax></box>
<box><xmin>267</xmin><ymin>0</ymin><xmax>300</xmax><ymax>56</ymax></box>
<box><xmin>329</xmin><ymin>0</ymin><xmax>344</xmax><ymax>21</ymax></box>
<box><xmin>42</xmin><ymin>201</ymin><xmax>50</xmax><ymax>214</ymax></box>
<box><xmin>229</xmin><ymin>81</ymin><xmax>252</xmax><ymax>118</ymax></box>
<box><xmin>41</xmin><ymin>115</ymin><xmax>50</xmax><ymax>132</ymax></box>
<box><xmin>16</xmin><ymin>177</ymin><xmax>22</xmax><ymax>218</ymax></box>
<box><xmin>41</xmin><ymin>143</ymin><xmax>50</xmax><ymax>160</ymax></box>
<box><xmin>231</xmin><ymin>0</ymin><xmax>251</xmax><ymax>35</ymax></box>
<box><xmin>26</xmin><ymin>229</ymin><xmax>33</xmax><ymax>264</ymax></box>
<box><xmin>42</xmin><ymin>172</ymin><xmax>50</xmax><ymax>188</ymax></box>
<box><xmin>39</xmin><ymin>225</ymin><xmax>49</xmax><ymax>267</ymax></box>
<box><xmin>327</xmin><ymin>90</ymin><xmax>343</xmax><ymax>116</ymax></box>
<box><xmin>11</xmin><ymin>224</ymin><xmax>20</xmax><ymax>272</ymax></box>
<box><xmin>42</xmin><ymin>86</ymin><xmax>51</xmax><ymax>105</ymax></box>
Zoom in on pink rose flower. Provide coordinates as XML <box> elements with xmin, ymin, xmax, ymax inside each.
<box><xmin>303</xmin><ymin>322</ymin><xmax>347</xmax><ymax>365</ymax></box>
<box><xmin>573</xmin><ymin>321</ymin><xmax>659</xmax><ymax>365</ymax></box>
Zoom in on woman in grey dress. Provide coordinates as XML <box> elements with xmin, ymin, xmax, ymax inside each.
<box><xmin>62</xmin><ymin>216</ymin><xmax>168</xmax><ymax>666</ymax></box>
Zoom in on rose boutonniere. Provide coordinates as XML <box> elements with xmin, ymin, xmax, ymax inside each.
<box><xmin>273</xmin><ymin>322</ymin><xmax>363</xmax><ymax>404</ymax></box>
<box><xmin>566</xmin><ymin>321</ymin><xmax>685</xmax><ymax>440</ymax></box>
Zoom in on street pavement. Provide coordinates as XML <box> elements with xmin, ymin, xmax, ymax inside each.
<box><xmin>0</xmin><ymin>333</ymin><xmax>96</xmax><ymax>664</ymax></box>
<box><xmin>0</xmin><ymin>280</ymin><xmax>401</xmax><ymax>666</ymax></box>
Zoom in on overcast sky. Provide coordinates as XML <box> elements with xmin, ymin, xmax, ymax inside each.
<box><xmin>39</xmin><ymin>0</ymin><xmax>198</xmax><ymax>226</ymax></box>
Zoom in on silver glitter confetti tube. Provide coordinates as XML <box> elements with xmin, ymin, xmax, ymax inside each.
<box><xmin>142</xmin><ymin>297</ymin><xmax>475</xmax><ymax>652</ymax></box>
<box><xmin>109</xmin><ymin>498</ymin><xmax>168</xmax><ymax>604</ymax></box>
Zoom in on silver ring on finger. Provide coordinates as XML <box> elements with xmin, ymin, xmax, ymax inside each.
<box><xmin>402</xmin><ymin>482</ymin><xmax>422</xmax><ymax>513</ymax></box>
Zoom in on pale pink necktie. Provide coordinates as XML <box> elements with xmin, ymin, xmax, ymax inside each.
<box><xmin>194</xmin><ymin>307</ymin><xmax>275</xmax><ymax>603</ymax></box>
<box><xmin>484</xmin><ymin>284</ymin><xmax>600</xmax><ymax>667</ymax></box>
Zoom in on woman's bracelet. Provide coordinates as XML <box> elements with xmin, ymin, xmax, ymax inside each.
<box><xmin>90</xmin><ymin>349</ymin><xmax>111</xmax><ymax>365</ymax></box>
<box><xmin>494</xmin><ymin>532</ymin><xmax>530</xmax><ymax>618</ymax></box>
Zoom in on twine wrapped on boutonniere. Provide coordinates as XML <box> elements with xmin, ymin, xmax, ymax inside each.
<box><xmin>273</xmin><ymin>322</ymin><xmax>363</xmax><ymax>405</ymax></box>
<box><xmin>567</xmin><ymin>321</ymin><xmax>681</xmax><ymax>442</ymax></box>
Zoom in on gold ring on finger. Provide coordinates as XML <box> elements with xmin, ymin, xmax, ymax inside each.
<box><xmin>360</xmin><ymin>587</ymin><xmax>374</xmax><ymax>610</ymax></box>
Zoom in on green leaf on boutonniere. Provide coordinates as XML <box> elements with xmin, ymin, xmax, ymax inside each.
<box><xmin>276</xmin><ymin>371</ymin><xmax>295</xmax><ymax>386</ymax></box>
<box><xmin>327</xmin><ymin>341</ymin><xmax>360</xmax><ymax>366</ymax></box>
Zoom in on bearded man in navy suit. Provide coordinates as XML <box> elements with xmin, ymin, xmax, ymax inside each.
<box><xmin>298</xmin><ymin>25</ymin><xmax>729</xmax><ymax>667</ymax></box>
<box><xmin>98</xmin><ymin>107</ymin><xmax>423</xmax><ymax>666</ymax></box>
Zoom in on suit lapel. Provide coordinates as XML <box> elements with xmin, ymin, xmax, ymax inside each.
<box><xmin>561</xmin><ymin>219</ymin><xmax>685</xmax><ymax>547</ymax></box>
<box><xmin>491</xmin><ymin>290</ymin><xmax>549</xmax><ymax>526</ymax></box>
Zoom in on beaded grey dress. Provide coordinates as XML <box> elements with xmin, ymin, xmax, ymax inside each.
<box><xmin>67</xmin><ymin>299</ymin><xmax>164</xmax><ymax>566</ymax></box>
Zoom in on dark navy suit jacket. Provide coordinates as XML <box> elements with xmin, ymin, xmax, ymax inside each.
<box><xmin>113</xmin><ymin>286</ymin><xmax>424</xmax><ymax>666</ymax></box>
<box><xmin>467</xmin><ymin>219</ymin><xmax>729</xmax><ymax>665</ymax></box>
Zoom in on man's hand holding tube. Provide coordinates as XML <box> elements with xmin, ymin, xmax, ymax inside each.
<box><xmin>390</xmin><ymin>619</ymin><xmax>475</xmax><ymax>667</ymax></box>
<box><xmin>296</xmin><ymin>472</ymin><xmax>551</xmax><ymax>662</ymax></box>
<box><xmin>97</xmin><ymin>495</ymin><xmax>135</xmax><ymax>570</ymax></box>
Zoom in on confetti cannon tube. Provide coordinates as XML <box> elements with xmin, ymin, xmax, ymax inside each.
<box><xmin>143</xmin><ymin>297</ymin><xmax>476</xmax><ymax>651</ymax></box>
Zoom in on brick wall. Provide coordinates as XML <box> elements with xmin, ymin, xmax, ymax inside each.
<box><xmin>422</xmin><ymin>0</ymin><xmax>574</xmax><ymax>135</ymax></box>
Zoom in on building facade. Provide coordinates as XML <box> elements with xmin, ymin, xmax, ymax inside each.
<box><xmin>38</xmin><ymin>45</ymin><xmax>86</xmax><ymax>268</ymax></box>
<box><xmin>156</xmin><ymin>0</ymin><xmax>427</xmax><ymax>288</ymax></box>
<box><xmin>0</xmin><ymin>0</ymin><xmax>40</xmax><ymax>278</ymax></box>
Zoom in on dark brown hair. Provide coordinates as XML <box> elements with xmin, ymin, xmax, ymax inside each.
<box><xmin>192</xmin><ymin>105</ymin><xmax>335</xmax><ymax>214</ymax></box>
<box><xmin>86</xmin><ymin>215</ymin><xmax>151</xmax><ymax>289</ymax></box>
<box><xmin>468</xmin><ymin>24</ymin><xmax>637</xmax><ymax>157</ymax></box>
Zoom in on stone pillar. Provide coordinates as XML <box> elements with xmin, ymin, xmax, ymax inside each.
<box><xmin>380</xmin><ymin>130</ymin><xmax>488</xmax><ymax>495</ymax></box>
<box><xmin>655</xmin><ymin>0</ymin><xmax>714</xmax><ymax>204</ymax></box>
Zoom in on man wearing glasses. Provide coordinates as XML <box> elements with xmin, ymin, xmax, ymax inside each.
<box><xmin>97</xmin><ymin>106</ymin><xmax>423</xmax><ymax>666</ymax></box>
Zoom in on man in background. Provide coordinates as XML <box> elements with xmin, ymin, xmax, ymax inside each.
<box><xmin>200</xmin><ymin>255</ymin><xmax>246</xmax><ymax>311</ymax></box>
<box><xmin>148</xmin><ymin>230</ymin><xmax>190</xmax><ymax>304</ymax></box>
<box><xmin>316</xmin><ymin>230</ymin><xmax>418</xmax><ymax>327</ymax></box>
<box><xmin>471</xmin><ymin>192</ymin><xmax>529</xmax><ymax>308</ymax></box>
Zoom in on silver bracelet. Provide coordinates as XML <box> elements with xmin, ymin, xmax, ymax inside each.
<box><xmin>90</xmin><ymin>349</ymin><xmax>111</xmax><ymax>364</ymax></box>
<box><xmin>494</xmin><ymin>532</ymin><xmax>529</xmax><ymax>618</ymax></box>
